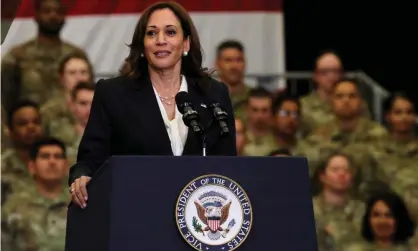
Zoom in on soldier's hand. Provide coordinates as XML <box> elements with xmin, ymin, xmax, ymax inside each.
<box><xmin>70</xmin><ymin>176</ymin><xmax>91</xmax><ymax>209</ymax></box>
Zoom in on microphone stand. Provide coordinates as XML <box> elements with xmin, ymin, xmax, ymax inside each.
<box><xmin>202</xmin><ymin>133</ymin><xmax>207</xmax><ymax>157</ymax></box>
<box><xmin>188</xmin><ymin>122</ymin><xmax>207</xmax><ymax>157</ymax></box>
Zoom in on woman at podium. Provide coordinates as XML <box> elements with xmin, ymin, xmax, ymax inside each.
<box><xmin>69</xmin><ymin>1</ymin><xmax>237</xmax><ymax>208</ymax></box>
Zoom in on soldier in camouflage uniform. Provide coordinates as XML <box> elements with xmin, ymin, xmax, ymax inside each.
<box><xmin>343</xmin><ymin>191</ymin><xmax>416</xmax><ymax>251</ymax></box>
<box><xmin>271</xmin><ymin>93</ymin><xmax>305</xmax><ymax>155</ymax></box>
<box><xmin>391</xmin><ymin>167</ymin><xmax>418</xmax><ymax>250</ymax></box>
<box><xmin>300</xmin><ymin>51</ymin><xmax>370</xmax><ymax>134</ymax></box>
<box><xmin>1</xmin><ymin>0</ymin><xmax>89</xmax><ymax>113</ymax></box>
<box><xmin>56</xmin><ymin>82</ymin><xmax>95</xmax><ymax>166</ymax></box>
<box><xmin>372</xmin><ymin>93</ymin><xmax>418</xmax><ymax>183</ymax></box>
<box><xmin>311</xmin><ymin>152</ymin><xmax>365</xmax><ymax>251</ymax></box>
<box><xmin>298</xmin><ymin>79</ymin><xmax>389</xmax><ymax>200</ymax></box>
<box><xmin>1</xmin><ymin>101</ymin><xmax>44</xmax><ymax>197</ymax></box>
<box><xmin>2</xmin><ymin>137</ymin><xmax>69</xmax><ymax>251</ymax></box>
<box><xmin>242</xmin><ymin>88</ymin><xmax>277</xmax><ymax>156</ymax></box>
<box><xmin>215</xmin><ymin>40</ymin><xmax>251</xmax><ymax>121</ymax></box>
<box><xmin>40</xmin><ymin>53</ymin><xmax>93</xmax><ymax>129</ymax></box>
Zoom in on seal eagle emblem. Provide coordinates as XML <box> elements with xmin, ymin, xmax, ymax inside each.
<box><xmin>175</xmin><ymin>174</ymin><xmax>252</xmax><ymax>251</ymax></box>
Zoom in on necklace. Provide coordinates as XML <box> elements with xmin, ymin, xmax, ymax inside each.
<box><xmin>154</xmin><ymin>75</ymin><xmax>183</xmax><ymax>106</ymax></box>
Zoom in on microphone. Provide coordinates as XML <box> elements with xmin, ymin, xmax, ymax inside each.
<box><xmin>209</xmin><ymin>102</ymin><xmax>230</xmax><ymax>137</ymax></box>
<box><xmin>175</xmin><ymin>92</ymin><xmax>203</xmax><ymax>135</ymax></box>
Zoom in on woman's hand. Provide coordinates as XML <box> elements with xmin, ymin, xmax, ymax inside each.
<box><xmin>69</xmin><ymin>176</ymin><xmax>91</xmax><ymax>209</ymax></box>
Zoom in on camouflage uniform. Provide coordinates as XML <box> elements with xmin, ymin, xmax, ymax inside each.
<box><xmin>392</xmin><ymin>167</ymin><xmax>418</xmax><ymax>251</ymax></box>
<box><xmin>372</xmin><ymin>137</ymin><xmax>418</xmax><ymax>184</ymax></box>
<box><xmin>1</xmin><ymin>149</ymin><xmax>32</xmax><ymax>196</ymax></box>
<box><xmin>313</xmin><ymin>195</ymin><xmax>365</xmax><ymax>251</ymax></box>
<box><xmin>300</xmin><ymin>92</ymin><xmax>371</xmax><ymax>133</ymax></box>
<box><xmin>391</xmin><ymin>167</ymin><xmax>418</xmax><ymax>223</ymax></box>
<box><xmin>66</xmin><ymin>134</ymin><xmax>83</xmax><ymax>167</ymax></box>
<box><xmin>40</xmin><ymin>94</ymin><xmax>70</xmax><ymax>128</ymax></box>
<box><xmin>2</xmin><ymin>105</ymin><xmax>11</xmax><ymax>152</ymax></box>
<box><xmin>41</xmin><ymin>96</ymin><xmax>81</xmax><ymax>165</ymax></box>
<box><xmin>242</xmin><ymin>131</ymin><xmax>277</xmax><ymax>156</ymax></box>
<box><xmin>297</xmin><ymin>119</ymin><xmax>389</xmax><ymax>200</ymax></box>
<box><xmin>343</xmin><ymin>242</ymin><xmax>413</xmax><ymax>251</ymax></box>
<box><xmin>274</xmin><ymin>140</ymin><xmax>302</xmax><ymax>156</ymax></box>
<box><xmin>230</xmin><ymin>85</ymin><xmax>251</xmax><ymax>122</ymax></box>
<box><xmin>45</xmin><ymin>114</ymin><xmax>78</xmax><ymax>147</ymax></box>
<box><xmin>1</xmin><ymin>38</ymin><xmax>87</xmax><ymax>112</ymax></box>
<box><xmin>2</xmin><ymin>183</ymin><xmax>69</xmax><ymax>251</ymax></box>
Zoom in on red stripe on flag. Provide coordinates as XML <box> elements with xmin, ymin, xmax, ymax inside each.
<box><xmin>14</xmin><ymin>0</ymin><xmax>282</xmax><ymax>18</ymax></box>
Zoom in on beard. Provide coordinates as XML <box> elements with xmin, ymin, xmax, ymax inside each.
<box><xmin>37</xmin><ymin>20</ymin><xmax>65</xmax><ymax>36</ymax></box>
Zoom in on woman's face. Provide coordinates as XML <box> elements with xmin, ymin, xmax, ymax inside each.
<box><xmin>143</xmin><ymin>8</ymin><xmax>190</xmax><ymax>71</ymax></box>
<box><xmin>370</xmin><ymin>200</ymin><xmax>396</xmax><ymax>240</ymax></box>
<box><xmin>386</xmin><ymin>98</ymin><xmax>415</xmax><ymax>134</ymax></box>
<box><xmin>320</xmin><ymin>155</ymin><xmax>352</xmax><ymax>192</ymax></box>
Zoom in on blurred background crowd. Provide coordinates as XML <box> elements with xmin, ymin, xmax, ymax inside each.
<box><xmin>1</xmin><ymin>0</ymin><xmax>417</xmax><ymax>251</ymax></box>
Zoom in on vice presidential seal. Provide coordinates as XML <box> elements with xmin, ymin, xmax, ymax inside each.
<box><xmin>175</xmin><ymin>174</ymin><xmax>253</xmax><ymax>250</ymax></box>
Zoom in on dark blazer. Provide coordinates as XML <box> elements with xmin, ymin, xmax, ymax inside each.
<box><xmin>68</xmin><ymin>75</ymin><xmax>237</xmax><ymax>185</ymax></box>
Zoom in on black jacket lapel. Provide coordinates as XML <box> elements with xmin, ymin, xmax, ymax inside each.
<box><xmin>128</xmin><ymin>76</ymin><xmax>173</xmax><ymax>155</ymax></box>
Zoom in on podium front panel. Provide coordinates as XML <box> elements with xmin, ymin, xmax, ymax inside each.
<box><xmin>66</xmin><ymin>156</ymin><xmax>317</xmax><ymax>251</ymax></box>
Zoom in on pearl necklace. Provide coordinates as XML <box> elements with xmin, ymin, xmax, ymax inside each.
<box><xmin>154</xmin><ymin>75</ymin><xmax>183</xmax><ymax>106</ymax></box>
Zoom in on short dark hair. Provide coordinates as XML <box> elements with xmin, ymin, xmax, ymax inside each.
<box><xmin>332</xmin><ymin>77</ymin><xmax>360</xmax><ymax>92</ymax></box>
<box><xmin>361</xmin><ymin>191</ymin><xmax>415</xmax><ymax>243</ymax></box>
<box><xmin>71</xmin><ymin>82</ymin><xmax>95</xmax><ymax>100</ymax></box>
<box><xmin>248</xmin><ymin>87</ymin><xmax>272</xmax><ymax>99</ymax></box>
<box><xmin>30</xmin><ymin>137</ymin><xmax>67</xmax><ymax>160</ymax></box>
<box><xmin>383</xmin><ymin>91</ymin><xmax>415</xmax><ymax>114</ymax></box>
<box><xmin>268</xmin><ymin>148</ymin><xmax>292</xmax><ymax>156</ymax></box>
<box><xmin>272</xmin><ymin>93</ymin><xmax>301</xmax><ymax>115</ymax></box>
<box><xmin>314</xmin><ymin>49</ymin><xmax>343</xmax><ymax>70</ymax></box>
<box><xmin>7</xmin><ymin>100</ymin><xmax>39</xmax><ymax>129</ymax></box>
<box><xmin>216</xmin><ymin>40</ymin><xmax>244</xmax><ymax>58</ymax></box>
<box><xmin>125</xmin><ymin>1</ymin><xmax>209</xmax><ymax>82</ymax></box>
<box><xmin>34</xmin><ymin>0</ymin><xmax>63</xmax><ymax>11</ymax></box>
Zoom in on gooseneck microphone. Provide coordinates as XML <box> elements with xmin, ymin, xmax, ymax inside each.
<box><xmin>175</xmin><ymin>92</ymin><xmax>207</xmax><ymax>156</ymax></box>
<box><xmin>210</xmin><ymin>102</ymin><xmax>230</xmax><ymax>137</ymax></box>
<box><xmin>175</xmin><ymin>92</ymin><xmax>203</xmax><ymax>135</ymax></box>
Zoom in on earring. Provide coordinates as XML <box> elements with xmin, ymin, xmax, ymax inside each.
<box><xmin>140</xmin><ymin>53</ymin><xmax>144</xmax><ymax>57</ymax></box>
<box><xmin>183</xmin><ymin>51</ymin><xmax>188</xmax><ymax>57</ymax></box>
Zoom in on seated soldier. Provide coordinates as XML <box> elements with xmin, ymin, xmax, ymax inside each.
<box><xmin>311</xmin><ymin>151</ymin><xmax>365</xmax><ymax>251</ymax></box>
<box><xmin>271</xmin><ymin>94</ymin><xmax>304</xmax><ymax>154</ymax></box>
<box><xmin>2</xmin><ymin>137</ymin><xmax>69</xmax><ymax>251</ymax></box>
<box><xmin>297</xmin><ymin>78</ymin><xmax>389</xmax><ymax>200</ymax></box>
<box><xmin>48</xmin><ymin>82</ymin><xmax>95</xmax><ymax>166</ymax></box>
<box><xmin>1</xmin><ymin>101</ymin><xmax>44</xmax><ymax>197</ymax></box>
<box><xmin>40</xmin><ymin>53</ymin><xmax>93</xmax><ymax>137</ymax></box>
<box><xmin>242</xmin><ymin>88</ymin><xmax>277</xmax><ymax>156</ymax></box>
<box><xmin>372</xmin><ymin>92</ymin><xmax>418</xmax><ymax>182</ymax></box>
<box><xmin>344</xmin><ymin>191</ymin><xmax>415</xmax><ymax>251</ymax></box>
<box><xmin>300</xmin><ymin>50</ymin><xmax>370</xmax><ymax>134</ymax></box>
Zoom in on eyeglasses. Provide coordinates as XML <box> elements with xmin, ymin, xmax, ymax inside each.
<box><xmin>277</xmin><ymin>110</ymin><xmax>299</xmax><ymax>118</ymax></box>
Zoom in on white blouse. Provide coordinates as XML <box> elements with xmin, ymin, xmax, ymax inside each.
<box><xmin>152</xmin><ymin>77</ymin><xmax>189</xmax><ymax>156</ymax></box>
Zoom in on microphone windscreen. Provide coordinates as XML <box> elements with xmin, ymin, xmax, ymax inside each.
<box><xmin>175</xmin><ymin>91</ymin><xmax>190</xmax><ymax>105</ymax></box>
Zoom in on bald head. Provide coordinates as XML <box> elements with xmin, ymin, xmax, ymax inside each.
<box><xmin>313</xmin><ymin>52</ymin><xmax>344</xmax><ymax>93</ymax></box>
